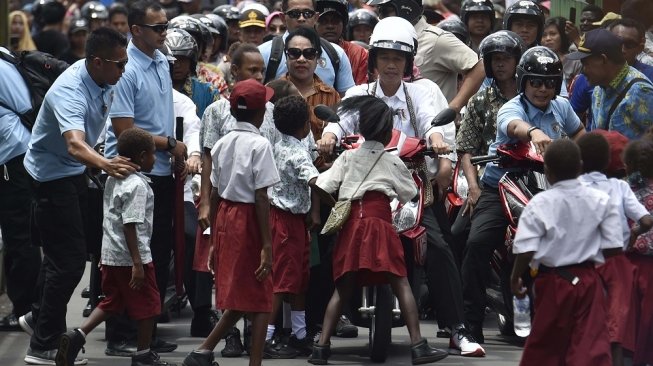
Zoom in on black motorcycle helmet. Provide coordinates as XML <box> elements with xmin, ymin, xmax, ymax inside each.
<box><xmin>460</xmin><ymin>0</ymin><xmax>495</xmax><ymax>29</ymax></box>
<box><xmin>32</xmin><ymin>0</ymin><xmax>66</xmax><ymax>27</ymax></box>
<box><xmin>479</xmin><ymin>30</ymin><xmax>524</xmax><ymax>78</ymax></box>
<box><xmin>316</xmin><ymin>0</ymin><xmax>349</xmax><ymax>27</ymax></box>
<box><xmin>81</xmin><ymin>1</ymin><xmax>109</xmax><ymax>21</ymax></box>
<box><xmin>365</xmin><ymin>0</ymin><xmax>423</xmax><ymax>24</ymax></box>
<box><xmin>170</xmin><ymin>15</ymin><xmax>211</xmax><ymax>57</ymax></box>
<box><xmin>347</xmin><ymin>8</ymin><xmax>378</xmax><ymax>41</ymax></box>
<box><xmin>438</xmin><ymin>19</ymin><xmax>470</xmax><ymax>45</ymax></box>
<box><xmin>213</xmin><ymin>5</ymin><xmax>240</xmax><ymax>22</ymax></box>
<box><xmin>204</xmin><ymin>13</ymin><xmax>229</xmax><ymax>52</ymax></box>
<box><xmin>191</xmin><ymin>14</ymin><xmax>221</xmax><ymax>39</ymax></box>
<box><xmin>503</xmin><ymin>0</ymin><xmax>544</xmax><ymax>44</ymax></box>
<box><xmin>516</xmin><ymin>46</ymin><xmax>562</xmax><ymax>95</ymax></box>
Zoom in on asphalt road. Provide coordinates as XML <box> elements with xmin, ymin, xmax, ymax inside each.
<box><xmin>0</xmin><ymin>264</ymin><xmax>525</xmax><ymax>366</ymax></box>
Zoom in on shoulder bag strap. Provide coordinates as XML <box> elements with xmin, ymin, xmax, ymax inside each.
<box><xmin>403</xmin><ymin>83</ymin><xmax>420</xmax><ymax>137</ymax></box>
<box><xmin>350</xmin><ymin>150</ymin><xmax>385</xmax><ymax>198</ymax></box>
<box><xmin>604</xmin><ymin>77</ymin><xmax>650</xmax><ymax>128</ymax></box>
<box><xmin>264</xmin><ymin>36</ymin><xmax>285</xmax><ymax>84</ymax></box>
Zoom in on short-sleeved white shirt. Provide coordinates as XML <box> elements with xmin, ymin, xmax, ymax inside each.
<box><xmin>210</xmin><ymin>122</ymin><xmax>280</xmax><ymax>203</ymax></box>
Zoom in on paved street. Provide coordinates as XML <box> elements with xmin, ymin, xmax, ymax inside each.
<box><xmin>0</xmin><ymin>264</ymin><xmax>525</xmax><ymax>366</ymax></box>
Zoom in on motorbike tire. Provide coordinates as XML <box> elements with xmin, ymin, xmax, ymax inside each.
<box><xmin>369</xmin><ymin>285</ymin><xmax>393</xmax><ymax>363</ymax></box>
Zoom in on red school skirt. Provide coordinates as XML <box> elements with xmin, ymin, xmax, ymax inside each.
<box><xmin>213</xmin><ymin>200</ymin><xmax>273</xmax><ymax>313</ymax></box>
<box><xmin>270</xmin><ymin>206</ymin><xmax>310</xmax><ymax>294</ymax></box>
<box><xmin>627</xmin><ymin>254</ymin><xmax>653</xmax><ymax>365</ymax></box>
<box><xmin>332</xmin><ymin>191</ymin><xmax>407</xmax><ymax>285</ymax></box>
<box><xmin>596</xmin><ymin>253</ymin><xmax>638</xmax><ymax>351</ymax></box>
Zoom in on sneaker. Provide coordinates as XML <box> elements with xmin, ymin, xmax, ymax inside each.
<box><xmin>131</xmin><ymin>350</ymin><xmax>175</xmax><ymax>366</ymax></box>
<box><xmin>220</xmin><ymin>327</ymin><xmax>243</xmax><ymax>357</ymax></box>
<box><xmin>181</xmin><ymin>351</ymin><xmax>219</xmax><ymax>366</ymax></box>
<box><xmin>262</xmin><ymin>339</ymin><xmax>298</xmax><ymax>359</ymax></box>
<box><xmin>25</xmin><ymin>348</ymin><xmax>87</xmax><ymax>365</ymax></box>
<box><xmin>287</xmin><ymin>335</ymin><xmax>313</xmax><ymax>356</ymax></box>
<box><xmin>19</xmin><ymin>312</ymin><xmax>35</xmax><ymax>336</ymax></box>
<box><xmin>150</xmin><ymin>338</ymin><xmax>177</xmax><ymax>353</ymax></box>
<box><xmin>56</xmin><ymin>329</ymin><xmax>86</xmax><ymax>366</ymax></box>
<box><xmin>449</xmin><ymin>327</ymin><xmax>485</xmax><ymax>357</ymax></box>
<box><xmin>334</xmin><ymin>315</ymin><xmax>358</xmax><ymax>338</ymax></box>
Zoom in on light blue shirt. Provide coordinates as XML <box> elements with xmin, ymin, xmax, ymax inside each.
<box><xmin>258</xmin><ymin>32</ymin><xmax>355</xmax><ymax>93</ymax></box>
<box><xmin>481</xmin><ymin>94</ymin><xmax>581</xmax><ymax>188</ymax></box>
<box><xmin>24</xmin><ymin>59</ymin><xmax>113</xmax><ymax>182</ymax></box>
<box><xmin>106</xmin><ymin>41</ymin><xmax>174</xmax><ymax>176</ymax></box>
<box><xmin>0</xmin><ymin>48</ymin><xmax>32</xmax><ymax>165</ymax></box>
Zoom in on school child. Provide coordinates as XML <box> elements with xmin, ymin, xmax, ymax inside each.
<box><xmin>55</xmin><ymin>128</ymin><xmax>171</xmax><ymax>366</ymax></box>
<box><xmin>308</xmin><ymin>95</ymin><xmax>448</xmax><ymax>365</ymax></box>
<box><xmin>182</xmin><ymin>79</ymin><xmax>280</xmax><ymax>366</ymax></box>
<box><xmin>577</xmin><ymin>132</ymin><xmax>653</xmax><ymax>366</ymax></box>
<box><xmin>623</xmin><ymin>138</ymin><xmax>653</xmax><ymax>366</ymax></box>
<box><xmin>263</xmin><ymin>95</ymin><xmax>321</xmax><ymax>358</ymax></box>
<box><xmin>511</xmin><ymin>139</ymin><xmax>623</xmax><ymax>366</ymax></box>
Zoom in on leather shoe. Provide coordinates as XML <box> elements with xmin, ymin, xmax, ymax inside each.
<box><xmin>151</xmin><ymin>338</ymin><xmax>178</xmax><ymax>353</ymax></box>
<box><xmin>411</xmin><ymin>338</ymin><xmax>448</xmax><ymax>365</ymax></box>
<box><xmin>307</xmin><ymin>344</ymin><xmax>330</xmax><ymax>365</ymax></box>
<box><xmin>105</xmin><ymin>340</ymin><xmax>137</xmax><ymax>357</ymax></box>
<box><xmin>82</xmin><ymin>301</ymin><xmax>93</xmax><ymax>318</ymax></box>
<box><xmin>0</xmin><ymin>313</ymin><xmax>20</xmax><ymax>331</ymax></box>
<box><xmin>221</xmin><ymin>327</ymin><xmax>243</xmax><ymax>357</ymax></box>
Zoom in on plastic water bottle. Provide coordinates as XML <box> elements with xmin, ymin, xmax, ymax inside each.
<box><xmin>513</xmin><ymin>293</ymin><xmax>531</xmax><ymax>337</ymax></box>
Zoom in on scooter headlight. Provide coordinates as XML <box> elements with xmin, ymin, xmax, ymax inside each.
<box><xmin>392</xmin><ymin>200</ymin><xmax>419</xmax><ymax>233</ymax></box>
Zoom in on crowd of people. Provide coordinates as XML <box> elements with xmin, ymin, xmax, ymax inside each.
<box><xmin>1</xmin><ymin>0</ymin><xmax>653</xmax><ymax>365</ymax></box>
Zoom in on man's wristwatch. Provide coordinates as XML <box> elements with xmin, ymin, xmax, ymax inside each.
<box><xmin>166</xmin><ymin>136</ymin><xmax>177</xmax><ymax>152</ymax></box>
<box><xmin>527</xmin><ymin>126</ymin><xmax>540</xmax><ymax>140</ymax></box>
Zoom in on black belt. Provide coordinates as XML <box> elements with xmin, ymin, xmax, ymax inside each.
<box><xmin>538</xmin><ymin>261</ymin><xmax>594</xmax><ymax>286</ymax></box>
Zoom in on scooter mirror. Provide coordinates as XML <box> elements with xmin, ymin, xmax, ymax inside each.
<box><xmin>431</xmin><ymin>108</ymin><xmax>457</xmax><ymax>127</ymax></box>
<box><xmin>314</xmin><ymin>104</ymin><xmax>340</xmax><ymax>123</ymax></box>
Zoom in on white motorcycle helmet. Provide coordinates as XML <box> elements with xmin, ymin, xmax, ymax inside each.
<box><xmin>368</xmin><ymin>16</ymin><xmax>418</xmax><ymax>77</ymax></box>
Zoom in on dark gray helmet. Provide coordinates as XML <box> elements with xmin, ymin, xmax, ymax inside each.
<box><xmin>479</xmin><ymin>30</ymin><xmax>524</xmax><ymax>78</ymax></box>
<box><xmin>213</xmin><ymin>5</ymin><xmax>240</xmax><ymax>22</ymax></box>
<box><xmin>204</xmin><ymin>13</ymin><xmax>229</xmax><ymax>52</ymax></box>
<box><xmin>191</xmin><ymin>14</ymin><xmax>220</xmax><ymax>38</ymax></box>
<box><xmin>347</xmin><ymin>8</ymin><xmax>378</xmax><ymax>40</ymax></box>
<box><xmin>503</xmin><ymin>0</ymin><xmax>544</xmax><ymax>43</ymax></box>
<box><xmin>460</xmin><ymin>0</ymin><xmax>495</xmax><ymax>29</ymax></box>
<box><xmin>365</xmin><ymin>0</ymin><xmax>422</xmax><ymax>24</ymax></box>
<box><xmin>165</xmin><ymin>28</ymin><xmax>199</xmax><ymax>61</ymax></box>
<box><xmin>81</xmin><ymin>1</ymin><xmax>109</xmax><ymax>20</ymax></box>
<box><xmin>438</xmin><ymin>19</ymin><xmax>470</xmax><ymax>45</ymax></box>
<box><xmin>516</xmin><ymin>46</ymin><xmax>562</xmax><ymax>94</ymax></box>
<box><xmin>170</xmin><ymin>15</ymin><xmax>211</xmax><ymax>54</ymax></box>
<box><xmin>316</xmin><ymin>0</ymin><xmax>349</xmax><ymax>26</ymax></box>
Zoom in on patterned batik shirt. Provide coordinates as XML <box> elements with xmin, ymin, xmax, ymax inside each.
<box><xmin>631</xmin><ymin>180</ymin><xmax>653</xmax><ymax>256</ymax></box>
<box><xmin>592</xmin><ymin>64</ymin><xmax>653</xmax><ymax>140</ymax></box>
<box><xmin>456</xmin><ymin>82</ymin><xmax>509</xmax><ymax>156</ymax></box>
<box><xmin>101</xmin><ymin>172</ymin><xmax>154</xmax><ymax>266</ymax></box>
<box><xmin>269</xmin><ymin>133</ymin><xmax>320</xmax><ymax>215</ymax></box>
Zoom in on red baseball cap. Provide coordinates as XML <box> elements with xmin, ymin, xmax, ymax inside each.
<box><xmin>593</xmin><ymin>129</ymin><xmax>629</xmax><ymax>177</ymax></box>
<box><xmin>229</xmin><ymin>79</ymin><xmax>274</xmax><ymax>111</ymax></box>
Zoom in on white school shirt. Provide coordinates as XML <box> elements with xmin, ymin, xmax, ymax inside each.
<box><xmin>316</xmin><ymin>140</ymin><xmax>417</xmax><ymax>203</ymax></box>
<box><xmin>512</xmin><ymin>179</ymin><xmax>623</xmax><ymax>268</ymax></box>
<box><xmin>579</xmin><ymin>171</ymin><xmax>650</xmax><ymax>249</ymax></box>
<box><xmin>210</xmin><ymin>122</ymin><xmax>280</xmax><ymax>203</ymax></box>
<box><xmin>173</xmin><ymin>90</ymin><xmax>201</xmax><ymax>203</ymax></box>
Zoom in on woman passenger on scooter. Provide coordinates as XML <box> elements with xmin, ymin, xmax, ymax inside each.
<box><xmin>460</xmin><ymin>46</ymin><xmax>586</xmax><ymax>343</ymax></box>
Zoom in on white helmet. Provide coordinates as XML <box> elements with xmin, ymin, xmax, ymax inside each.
<box><xmin>368</xmin><ymin>16</ymin><xmax>418</xmax><ymax>77</ymax></box>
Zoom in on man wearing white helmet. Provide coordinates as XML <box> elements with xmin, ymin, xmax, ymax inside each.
<box><xmin>317</xmin><ymin>16</ymin><xmax>486</xmax><ymax>358</ymax></box>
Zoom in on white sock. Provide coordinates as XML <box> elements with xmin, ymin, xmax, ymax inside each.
<box><xmin>291</xmin><ymin>311</ymin><xmax>306</xmax><ymax>340</ymax></box>
<box><xmin>75</xmin><ymin>328</ymin><xmax>86</xmax><ymax>338</ymax></box>
<box><xmin>266</xmin><ymin>324</ymin><xmax>275</xmax><ymax>341</ymax></box>
<box><xmin>193</xmin><ymin>349</ymin><xmax>211</xmax><ymax>355</ymax></box>
<box><xmin>134</xmin><ymin>348</ymin><xmax>150</xmax><ymax>356</ymax></box>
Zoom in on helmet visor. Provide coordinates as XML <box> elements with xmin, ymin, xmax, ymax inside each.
<box><xmin>371</xmin><ymin>39</ymin><xmax>413</xmax><ymax>53</ymax></box>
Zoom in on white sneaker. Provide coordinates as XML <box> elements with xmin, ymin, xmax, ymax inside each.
<box><xmin>449</xmin><ymin>328</ymin><xmax>486</xmax><ymax>357</ymax></box>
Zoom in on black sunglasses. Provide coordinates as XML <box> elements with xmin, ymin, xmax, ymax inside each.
<box><xmin>286</xmin><ymin>47</ymin><xmax>319</xmax><ymax>60</ymax></box>
<box><xmin>92</xmin><ymin>55</ymin><xmax>128</xmax><ymax>69</ymax></box>
<box><xmin>137</xmin><ymin>22</ymin><xmax>169</xmax><ymax>33</ymax></box>
<box><xmin>528</xmin><ymin>78</ymin><xmax>557</xmax><ymax>89</ymax></box>
<box><xmin>285</xmin><ymin>9</ymin><xmax>317</xmax><ymax>19</ymax></box>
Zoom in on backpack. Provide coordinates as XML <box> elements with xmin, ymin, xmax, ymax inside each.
<box><xmin>0</xmin><ymin>50</ymin><xmax>69</xmax><ymax>131</ymax></box>
<box><xmin>264</xmin><ymin>35</ymin><xmax>341</xmax><ymax>89</ymax></box>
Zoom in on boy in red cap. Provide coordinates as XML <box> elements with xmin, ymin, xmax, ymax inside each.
<box><xmin>182</xmin><ymin>79</ymin><xmax>280</xmax><ymax>366</ymax></box>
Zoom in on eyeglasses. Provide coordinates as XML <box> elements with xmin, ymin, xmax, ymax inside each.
<box><xmin>286</xmin><ymin>47</ymin><xmax>319</xmax><ymax>60</ymax></box>
<box><xmin>528</xmin><ymin>78</ymin><xmax>557</xmax><ymax>89</ymax></box>
<box><xmin>285</xmin><ymin>9</ymin><xmax>317</xmax><ymax>19</ymax></box>
<box><xmin>93</xmin><ymin>55</ymin><xmax>128</xmax><ymax>69</ymax></box>
<box><xmin>137</xmin><ymin>22</ymin><xmax>169</xmax><ymax>33</ymax></box>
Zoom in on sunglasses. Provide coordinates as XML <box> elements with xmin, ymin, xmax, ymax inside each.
<box><xmin>285</xmin><ymin>9</ymin><xmax>317</xmax><ymax>19</ymax></box>
<box><xmin>137</xmin><ymin>22</ymin><xmax>169</xmax><ymax>33</ymax></box>
<box><xmin>286</xmin><ymin>47</ymin><xmax>319</xmax><ymax>60</ymax></box>
<box><xmin>528</xmin><ymin>78</ymin><xmax>557</xmax><ymax>89</ymax></box>
<box><xmin>93</xmin><ymin>55</ymin><xmax>128</xmax><ymax>69</ymax></box>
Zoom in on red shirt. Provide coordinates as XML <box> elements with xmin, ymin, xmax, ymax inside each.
<box><xmin>339</xmin><ymin>40</ymin><xmax>369</xmax><ymax>85</ymax></box>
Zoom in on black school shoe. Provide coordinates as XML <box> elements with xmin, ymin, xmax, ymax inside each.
<box><xmin>151</xmin><ymin>338</ymin><xmax>178</xmax><ymax>353</ymax></box>
<box><xmin>262</xmin><ymin>339</ymin><xmax>298</xmax><ymax>359</ymax></box>
<box><xmin>288</xmin><ymin>335</ymin><xmax>313</xmax><ymax>356</ymax></box>
<box><xmin>181</xmin><ymin>351</ymin><xmax>219</xmax><ymax>366</ymax></box>
<box><xmin>56</xmin><ymin>329</ymin><xmax>86</xmax><ymax>366</ymax></box>
<box><xmin>334</xmin><ymin>315</ymin><xmax>358</xmax><ymax>338</ymax></box>
<box><xmin>131</xmin><ymin>350</ymin><xmax>175</xmax><ymax>366</ymax></box>
<box><xmin>307</xmin><ymin>344</ymin><xmax>331</xmax><ymax>365</ymax></box>
<box><xmin>411</xmin><ymin>338</ymin><xmax>448</xmax><ymax>365</ymax></box>
<box><xmin>0</xmin><ymin>313</ymin><xmax>20</xmax><ymax>331</ymax></box>
<box><xmin>220</xmin><ymin>327</ymin><xmax>244</xmax><ymax>357</ymax></box>
<box><xmin>105</xmin><ymin>340</ymin><xmax>137</xmax><ymax>357</ymax></box>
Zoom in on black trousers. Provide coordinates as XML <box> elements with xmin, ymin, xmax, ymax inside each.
<box><xmin>0</xmin><ymin>154</ymin><xmax>41</xmax><ymax>317</ymax></box>
<box><xmin>183</xmin><ymin>201</ymin><xmax>213</xmax><ymax>313</ymax></box>
<box><xmin>30</xmin><ymin>174</ymin><xmax>88</xmax><ymax>351</ymax></box>
<box><xmin>422</xmin><ymin>201</ymin><xmax>465</xmax><ymax>329</ymax></box>
<box><xmin>461</xmin><ymin>187</ymin><xmax>508</xmax><ymax>325</ymax></box>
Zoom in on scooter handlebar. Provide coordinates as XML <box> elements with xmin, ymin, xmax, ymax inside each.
<box><xmin>470</xmin><ymin>154</ymin><xmax>500</xmax><ymax>165</ymax></box>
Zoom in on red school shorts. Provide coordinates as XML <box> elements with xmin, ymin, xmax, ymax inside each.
<box><xmin>270</xmin><ymin>206</ymin><xmax>310</xmax><ymax>294</ymax></box>
<box><xmin>97</xmin><ymin>262</ymin><xmax>161</xmax><ymax>320</ymax></box>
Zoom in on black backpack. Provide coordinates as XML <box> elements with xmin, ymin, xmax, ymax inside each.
<box><xmin>264</xmin><ymin>35</ymin><xmax>341</xmax><ymax>89</ymax></box>
<box><xmin>0</xmin><ymin>50</ymin><xmax>69</xmax><ymax>131</ymax></box>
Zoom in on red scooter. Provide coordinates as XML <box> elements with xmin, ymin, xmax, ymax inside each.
<box><xmin>314</xmin><ymin>105</ymin><xmax>456</xmax><ymax>361</ymax></box>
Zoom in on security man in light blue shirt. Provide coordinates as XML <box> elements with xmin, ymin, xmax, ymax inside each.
<box><xmin>258</xmin><ymin>0</ymin><xmax>355</xmax><ymax>94</ymax></box>
<box><xmin>104</xmin><ymin>0</ymin><xmax>185</xmax><ymax>354</ymax></box>
<box><xmin>0</xmin><ymin>47</ymin><xmax>42</xmax><ymax>331</ymax></box>
<box><xmin>20</xmin><ymin>28</ymin><xmax>136</xmax><ymax>364</ymax></box>
<box><xmin>460</xmin><ymin>47</ymin><xmax>586</xmax><ymax>342</ymax></box>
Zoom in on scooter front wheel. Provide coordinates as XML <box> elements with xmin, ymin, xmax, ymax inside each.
<box><xmin>369</xmin><ymin>285</ymin><xmax>392</xmax><ymax>362</ymax></box>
